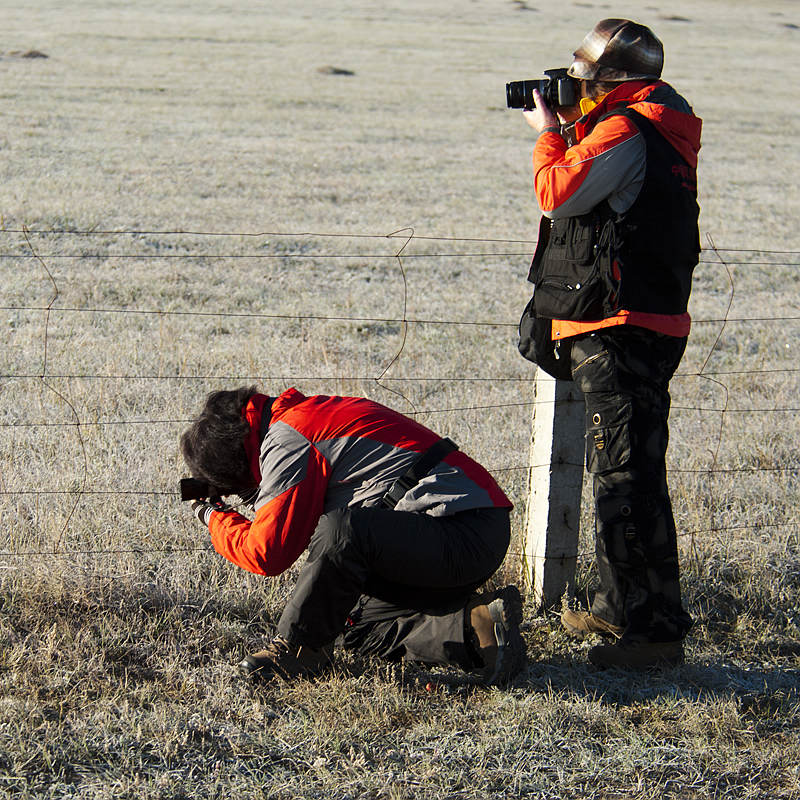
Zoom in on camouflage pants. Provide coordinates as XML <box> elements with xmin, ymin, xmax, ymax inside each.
<box><xmin>569</xmin><ymin>327</ymin><xmax>693</xmax><ymax>642</ymax></box>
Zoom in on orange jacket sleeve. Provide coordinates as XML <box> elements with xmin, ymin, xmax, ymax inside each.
<box><xmin>206</xmin><ymin>445</ymin><xmax>330</xmax><ymax>576</ymax></box>
<box><xmin>533</xmin><ymin>115</ymin><xmax>643</xmax><ymax>217</ymax></box>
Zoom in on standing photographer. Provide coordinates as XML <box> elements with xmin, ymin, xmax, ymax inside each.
<box><xmin>181</xmin><ymin>386</ymin><xmax>525</xmax><ymax>685</ymax></box>
<box><xmin>517</xmin><ymin>19</ymin><xmax>701</xmax><ymax>668</ymax></box>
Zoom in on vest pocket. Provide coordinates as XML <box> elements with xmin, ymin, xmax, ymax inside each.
<box><xmin>584</xmin><ymin>392</ymin><xmax>633</xmax><ymax>474</ymax></box>
<box><xmin>534</xmin><ymin>270</ymin><xmax>603</xmax><ymax>320</ymax></box>
<box><xmin>532</xmin><ymin>213</ymin><xmax>606</xmax><ymax>320</ymax></box>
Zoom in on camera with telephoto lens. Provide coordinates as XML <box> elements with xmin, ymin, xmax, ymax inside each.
<box><xmin>506</xmin><ymin>68</ymin><xmax>579</xmax><ymax>110</ymax></box>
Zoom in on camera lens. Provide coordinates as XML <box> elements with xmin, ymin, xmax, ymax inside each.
<box><xmin>506</xmin><ymin>80</ymin><xmax>539</xmax><ymax>110</ymax></box>
<box><xmin>506</xmin><ymin>81</ymin><xmax>523</xmax><ymax>108</ymax></box>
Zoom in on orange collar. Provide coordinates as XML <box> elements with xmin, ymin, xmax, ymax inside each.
<box><xmin>576</xmin><ymin>80</ymin><xmax>663</xmax><ymax>138</ymax></box>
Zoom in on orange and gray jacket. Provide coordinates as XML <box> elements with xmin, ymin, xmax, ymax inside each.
<box><xmin>530</xmin><ymin>80</ymin><xmax>702</xmax><ymax>341</ymax></box>
<box><xmin>204</xmin><ymin>389</ymin><xmax>512</xmax><ymax>576</ymax></box>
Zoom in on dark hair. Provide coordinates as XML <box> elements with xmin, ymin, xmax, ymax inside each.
<box><xmin>180</xmin><ymin>385</ymin><xmax>259</xmax><ymax>494</ymax></box>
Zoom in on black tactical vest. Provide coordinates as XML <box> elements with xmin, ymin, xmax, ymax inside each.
<box><xmin>529</xmin><ymin>107</ymin><xmax>700</xmax><ymax>321</ymax></box>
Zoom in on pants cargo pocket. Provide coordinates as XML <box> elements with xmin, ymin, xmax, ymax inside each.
<box><xmin>585</xmin><ymin>392</ymin><xmax>633</xmax><ymax>474</ymax></box>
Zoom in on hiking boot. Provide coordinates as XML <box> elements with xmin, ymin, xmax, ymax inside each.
<box><xmin>468</xmin><ymin>585</ymin><xmax>526</xmax><ymax>687</ymax></box>
<box><xmin>587</xmin><ymin>638</ymin><xmax>684</xmax><ymax>670</ymax></box>
<box><xmin>238</xmin><ymin>636</ymin><xmax>333</xmax><ymax>681</ymax></box>
<box><xmin>561</xmin><ymin>609</ymin><xmax>624</xmax><ymax>640</ymax></box>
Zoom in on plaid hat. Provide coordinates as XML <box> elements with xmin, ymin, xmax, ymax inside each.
<box><xmin>567</xmin><ymin>19</ymin><xmax>663</xmax><ymax>82</ymax></box>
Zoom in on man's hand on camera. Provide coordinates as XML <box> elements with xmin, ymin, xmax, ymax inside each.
<box><xmin>191</xmin><ymin>497</ymin><xmax>231</xmax><ymax>528</ymax></box>
<box><xmin>522</xmin><ymin>88</ymin><xmax>559</xmax><ymax>133</ymax></box>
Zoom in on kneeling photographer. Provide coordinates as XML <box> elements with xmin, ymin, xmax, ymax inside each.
<box><xmin>180</xmin><ymin>386</ymin><xmax>525</xmax><ymax>686</ymax></box>
<box><xmin>511</xmin><ymin>19</ymin><xmax>702</xmax><ymax>669</ymax></box>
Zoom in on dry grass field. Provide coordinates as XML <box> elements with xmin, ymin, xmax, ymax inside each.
<box><xmin>1</xmin><ymin>0</ymin><xmax>799</xmax><ymax>798</ymax></box>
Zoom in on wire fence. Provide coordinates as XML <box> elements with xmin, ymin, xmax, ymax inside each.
<box><xmin>1</xmin><ymin>226</ymin><xmax>798</xmax><ymax>566</ymax></box>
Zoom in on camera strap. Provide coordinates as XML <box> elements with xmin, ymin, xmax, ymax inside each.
<box><xmin>380</xmin><ymin>437</ymin><xmax>459</xmax><ymax>510</ymax></box>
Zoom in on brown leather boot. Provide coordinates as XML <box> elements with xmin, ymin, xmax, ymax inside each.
<box><xmin>561</xmin><ymin>608</ymin><xmax>624</xmax><ymax>639</ymax></box>
<box><xmin>468</xmin><ymin>585</ymin><xmax>526</xmax><ymax>687</ymax></box>
<box><xmin>238</xmin><ymin>636</ymin><xmax>333</xmax><ymax>681</ymax></box>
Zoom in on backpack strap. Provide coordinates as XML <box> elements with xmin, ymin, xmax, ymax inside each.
<box><xmin>380</xmin><ymin>438</ymin><xmax>459</xmax><ymax>509</ymax></box>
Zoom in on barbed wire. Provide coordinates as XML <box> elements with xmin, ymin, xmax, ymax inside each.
<box><xmin>3</xmin><ymin>303</ymin><xmax>800</xmax><ymax>329</ymax></box>
<box><xmin>2</xmin><ymin>253</ymin><xmax>799</xmax><ymax>268</ymax></box>
<box><xmin>1</xmin><ymin>226</ymin><xmax>798</xmax><ymax>255</ymax></box>
<box><xmin>2</xmin><ymin>522</ymin><xmax>796</xmax><ymax>562</ymax></box>
<box><xmin>1</xmin><ymin>368</ymin><xmax>799</xmax><ymax>387</ymax></box>
<box><xmin>0</xmin><ymin>402</ymin><xmax>798</xmax><ymax>430</ymax></box>
<box><xmin>1</xmin><ymin>457</ymin><xmax>797</xmax><ymax>500</ymax></box>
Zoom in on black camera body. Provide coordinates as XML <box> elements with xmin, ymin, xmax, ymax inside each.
<box><xmin>179</xmin><ymin>477</ymin><xmax>213</xmax><ymax>502</ymax></box>
<box><xmin>506</xmin><ymin>68</ymin><xmax>579</xmax><ymax>110</ymax></box>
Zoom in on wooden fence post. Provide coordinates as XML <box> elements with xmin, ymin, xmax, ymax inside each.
<box><xmin>523</xmin><ymin>367</ymin><xmax>585</xmax><ymax>611</ymax></box>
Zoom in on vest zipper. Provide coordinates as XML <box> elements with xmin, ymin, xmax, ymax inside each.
<box><xmin>539</xmin><ymin>278</ymin><xmax>583</xmax><ymax>291</ymax></box>
<box><xmin>573</xmin><ymin>351</ymin><xmax>605</xmax><ymax>373</ymax></box>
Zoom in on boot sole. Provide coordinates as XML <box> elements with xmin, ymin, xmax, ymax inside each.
<box><xmin>484</xmin><ymin>586</ymin><xmax>526</xmax><ymax>687</ymax></box>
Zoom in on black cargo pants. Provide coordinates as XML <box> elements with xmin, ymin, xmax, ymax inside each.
<box><xmin>569</xmin><ymin>327</ymin><xmax>692</xmax><ymax>642</ymax></box>
<box><xmin>276</xmin><ymin>505</ymin><xmax>511</xmax><ymax>669</ymax></box>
